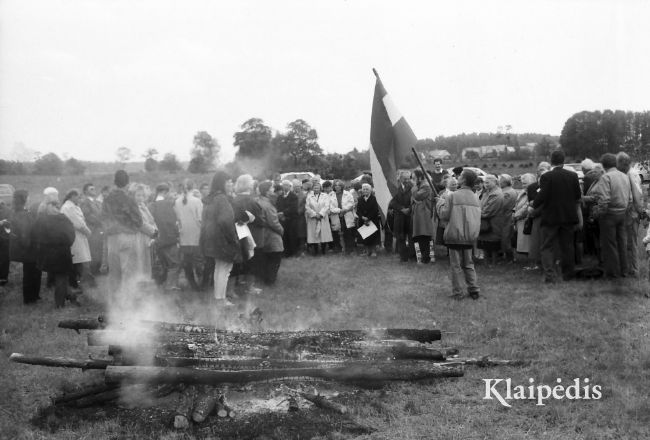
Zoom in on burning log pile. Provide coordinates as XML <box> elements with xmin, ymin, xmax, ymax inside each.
<box><xmin>11</xmin><ymin>316</ymin><xmax>525</xmax><ymax>430</ymax></box>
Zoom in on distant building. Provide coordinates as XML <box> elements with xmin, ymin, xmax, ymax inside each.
<box><xmin>427</xmin><ymin>149</ymin><xmax>452</xmax><ymax>162</ymax></box>
<box><xmin>461</xmin><ymin>145</ymin><xmax>515</xmax><ymax>159</ymax></box>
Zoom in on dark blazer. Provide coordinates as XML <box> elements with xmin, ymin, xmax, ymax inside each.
<box><xmin>200</xmin><ymin>193</ymin><xmax>242</xmax><ymax>264</ymax></box>
<box><xmin>388</xmin><ymin>182</ymin><xmax>412</xmax><ymax>238</ymax></box>
<box><xmin>10</xmin><ymin>208</ymin><xmax>37</xmax><ymax>263</ymax></box>
<box><xmin>33</xmin><ymin>212</ymin><xmax>75</xmax><ymax>274</ymax></box>
<box><xmin>533</xmin><ymin>166</ymin><xmax>581</xmax><ymax>226</ymax></box>
<box><xmin>356</xmin><ymin>194</ymin><xmax>381</xmax><ymax>245</ymax></box>
<box><xmin>276</xmin><ymin>191</ymin><xmax>298</xmax><ymax>221</ymax></box>
<box><xmin>149</xmin><ymin>198</ymin><xmax>179</xmax><ymax>248</ymax></box>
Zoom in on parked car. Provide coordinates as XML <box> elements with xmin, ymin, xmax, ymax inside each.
<box><xmin>563</xmin><ymin>163</ymin><xmax>585</xmax><ymax>181</ymax></box>
<box><xmin>632</xmin><ymin>163</ymin><xmax>650</xmax><ymax>183</ymax></box>
<box><xmin>280</xmin><ymin>171</ymin><xmax>316</xmax><ymax>183</ymax></box>
<box><xmin>446</xmin><ymin>166</ymin><xmax>490</xmax><ymax>180</ymax></box>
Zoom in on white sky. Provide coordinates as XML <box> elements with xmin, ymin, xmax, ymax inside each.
<box><xmin>1</xmin><ymin>0</ymin><xmax>649</xmax><ymax>163</ymax></box>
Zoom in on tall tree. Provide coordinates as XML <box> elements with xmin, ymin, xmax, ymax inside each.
<box><xmin>159</xmin><ymin>153</ymin><xmax>182</xmax><ymax>173</ymax></box>
<box><xmin>234</xmin><ymin>118</ymin><xmax>273</xmax><ymax>158</ymax></box>
<box><xmin>64</xmin><ymin>157</ymin><xmax>85</xmax><ymax>175</ymax></box>
<box><xmin>33</xmin><ymin>152</ymin><xmax>64</xmax><ymax>175</ymax></box>
<box><xmin>189</xmin><ymin>131</ymin><xmax>219</xmax><ymax>173</ymax></box>
<box><xmin>143</xmin><ymin>148</ymin><xmax>159</xmax><ymax>172</ymax></box>
<box><xmin>282</xmin><ymin>119</ymin><xmax>323</xmax><ymax>167</ymax></box>
<box><xmin>116</xmin><ymin>147</ymin><xmax>132</xmax><ymax>163</ymax></box>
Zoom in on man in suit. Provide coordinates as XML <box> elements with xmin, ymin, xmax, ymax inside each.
<box><xmin>389</xmin><ymin>171</ymin><xmax>414</xmax><ymax>262</ymax></box>
<box><xmin>532</xmin><ymin>150</ymin><xmax>582</xmax><ymax>282</ymax></box>
<box><xmin>276</xmin><ymin>180</ymin><xmax>299</xmax><ymax>257</ymax></box>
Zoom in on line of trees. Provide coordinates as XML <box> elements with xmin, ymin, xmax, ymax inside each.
<box><xmin>560</xmin><ymin>110</ymin><xmax>650</xmax><ymax>160</ymax></box>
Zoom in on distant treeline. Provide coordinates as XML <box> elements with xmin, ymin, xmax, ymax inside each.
<box><xmin>560</xmin><ymin>110</ymin><xmax>650</xmax><ymax>160</ymax></box>
<box><xmin>414</xmin><ymin>132</ymin><xmax>559</xmax><ymax>158</ymax></box>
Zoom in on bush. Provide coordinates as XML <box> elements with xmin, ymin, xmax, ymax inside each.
<box><xmin>159</xmin><ymin>153</ymin><xmax>182</xmax><ymax>173</ymax></box>
<box><xmin>33</xmin><ymin>153</ymin><xmax>63</xmax><ymax>175</ymax></box>
<box><xmin>65</xmin><ymin>157</ymin><xmax>85</xmax><ymax>175</ymax></box>
<box><xmin>0</xmin><ymin>160</ymin><xmax>26</xmax><ymax>175</ymax></box>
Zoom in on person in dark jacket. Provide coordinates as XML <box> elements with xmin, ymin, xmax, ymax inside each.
<box><xmin>149</xmin><ymin>183</ymin><xmax>180</xmax><ymax>289</ymax></box>
<box><xmin>33</xmin><ymin>188</ymin><xmax>77</xmax><ymax>308</ymax></box>
<box><xmin>411</xmin><ymin>169</ymin><xmax>434</xmax><ymax>264</ymax></box>
<box><xmin>0</xmin><ymin>200</ymin><xmax>11</xmax><ymax>285</ymax></box>
<box><xmin>200</xmin><ymin>171</ymin><xmax>242</xmax><ymax>306</ymax></box>
<box><xmin>389</xmin><ymin>171</ymin><xmax>414</xmax><ymax>262</ymax></box>
<box><xmin>276</xmin><ymin>180</ymin><xmax>299</xmax><ymax>257</ymax></box>
<box><xmin>231</xmin><ymin>174</ymin><xmax>265</xmax><ymax>295</ymax></box>
<box><xmin>356</xmin><ymin>183</ymin><xmax>381</xmax><ymax>257</ymax></box>
<box><xmin>9</xmin><ymin>190</ymin><xmax>41</xmax><ymax>304</ymax></box>
<box><xmin>102</xmin><ymin>170</ymin><xmax>143</xmax><ymax>294</ymax></box>
<box><xmin>257</xmin><ymin>181</ymin><xmax>284</xmax><ymax>285</ymax></box>
<box><xmin>531</xmin><ymin>150</ymin><xmax>582</xmax><ymax>282</ymax></box>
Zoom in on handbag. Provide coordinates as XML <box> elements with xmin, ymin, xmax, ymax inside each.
<box><xmin>480</xmin><ymin>218</ymin><xmax>491</xmax><ymax>233</ymax></box>
<box><xmin>523</xmin><ymin>217</ymin><xmax>533</xmax><ymax>235</ymax></box>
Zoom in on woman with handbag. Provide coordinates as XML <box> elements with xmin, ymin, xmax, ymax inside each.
<box><xmin>477</xmin><ymin>175</ymin><xmax>504</xmax><ymax>266</ymax></box>
<box><xmin>513</xmin><ymin>173</ymin><xmax>536</xmax><ymax>256</ymax></box>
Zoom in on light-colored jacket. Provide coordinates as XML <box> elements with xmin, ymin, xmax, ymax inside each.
<box><xmin>411</xmin><ymin>181</ymin><xmax>434</xmax><ymax>237</ymax></box>
<box><xmin>305</xmin><ymin>192</ymin><xmax>333</xmax><ymax>243</ymax></box>
<box><xmin>594</xmin><ymin>168</ymin><xmax>631</xmax><ymax>215</ymax></box>
<box><xmin>439</xmin><ymin>186</ymin><xmax>481</xmax><ymax>246</ymax></box>
<box><xmin>328</xmin><ymin>190</ymin><xmax>355</xmax><ymax>230</ymax></box>
<box><xmin>60</xmin><ymin>200</ymin><xmax>92</xmax><ymax>264</ymax></box>
<box><xmin>174</xmin><ymin>194</ymin><xmax>203</xmax><ymax>246</ymax></box>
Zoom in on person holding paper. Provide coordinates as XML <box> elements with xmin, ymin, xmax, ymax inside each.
<box><xmin>305</xmin><ymin>182</ymin><xmax>333</xmax><ymax>255</ymax></box>
<box><xmin>356</xmin><ymin>183</ymin><xmax>381</xmax><ymax>258</ymax></box>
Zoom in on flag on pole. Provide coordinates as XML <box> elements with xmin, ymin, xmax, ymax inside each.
<box><xmin>369</xmin><ymin>69</ymin><xmax>418</xmax><ymax>217</ymax></box>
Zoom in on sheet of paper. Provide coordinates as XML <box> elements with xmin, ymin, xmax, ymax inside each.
<box><xmin>357</xmin><ymin>222</ymin><xmax>378</xmax><ymax>239</ymax></box>
<box><xmin>236</xmin><ymin>223</ymin><xmax>251</xmax><ymax>240</ymax></box>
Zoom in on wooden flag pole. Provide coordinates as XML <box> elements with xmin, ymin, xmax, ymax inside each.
<box><xmin>411</xmin><ymin>147</ymin><xmax>439</xmax><ymax>198</ymax></box>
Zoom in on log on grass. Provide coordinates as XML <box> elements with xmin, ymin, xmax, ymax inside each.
<box><xmin>299</xmin><ymin>392</ymin><xmax>347</xmax><ymax>415</ymax></box>
<box><xmin>391</xmin><ymin>346</ymin><xmax>445</xmax><ymax>361</ymax></box>
<box><xmin>174</xmin><ymin>385</ymin><xmax>197</xmax><ymax>430</ymax></box>
<box><xmin>9</xmin><ymin>353</ymin><xmax>112</xmax><ymax>370</ymax></box>
<box><xmin>192</xmin><ymin>386</ymin><xmax>220</xmax><ymax>423</ymax></box>
<box><xmin>91</xmin><ymin>327</ymin><xmax>441</xmax><ymax>347</ymax></box>
<box><xmin>58</xmin><ymin>318</ymin><xmax>106</xmax><ymax>332</ymax></box>
<box><xmin>53</xmin><ymin>383</ymin><xmax>120</xmax><ymax>405</ymax></box>
<box><xmin>105</xmin><ymin>362</ymin><xmax>463</xmax><ymax>386</ymax></box>
<box><xmin>437</xmin><ymin>357</ymin><xmax>529</xmax><ymax>367</ymax></box>
<box><xmin>64</xmin><ymin>388</ymin><xmax>121</xmax><ymax>408</ymax></box>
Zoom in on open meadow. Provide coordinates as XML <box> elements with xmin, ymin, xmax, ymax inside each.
<box><xmin>1</xmin><ymin>249</ymin><xmax>649</xmax><ymax>440</ymax></box>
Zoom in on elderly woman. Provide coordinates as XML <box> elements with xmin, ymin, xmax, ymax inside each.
<box><xmin>513</xmin><ymin>173</ymin><xmax>536</xmax><ymax>256</ymax></box>
<box><xmin>332</xmin><ymin>179</ymin><xmax>356</xmax><ymax>254</ymax></box>
<box><xmin>293</xmin><ymin>179</ymin><xmax>308</xmax><ymax>256</ymax></box>
<box><xmin>322</xmin><ymin>181</ymin><xmax>341</xmax><ymax>252</ymax></box>
<box><xmin>411</xmin><ymin>169</ymin><xmax>434</xmax><ymax>264</ymax></box>
<box><xmin>435</xmin><ymin>176</ymin><xmax>457</xmax><ymax>248</ymax></box>
<box><xmin>33</xmin><ymin>187</ymin><xmax>77</xmax><ymax>308</ymax></box>
<box><xmin>232</xmin><ymin>174</ymin><xmax>265</xmax><ymax>295</ymax></box>
<box><xmin>478</xmin><ymin>175</ymin><xmax>504</xmax><ymax>266</ymax></box>
<box><xmin>60</xmin><ymin>189</ymin><xmax>92</xmax><ymax>291</ymax></box>
<box><xmin>356</xmin><ymin>183</ymin><xmax>381</xmax><ymax>257</ymax></box>
<box><xmin>130</xmin><ymin>184</ymin><xmax>157</xmax><ymax>278</ymax></box>
<box><xmin>257</xmin><ymin>181</ymin><xmax>284</xmax><ymax>284</ymax></box>
<box><xmin>305</xmin><ymin>182</ymin><xmax>333</xmax><ymax>255</ymax></box>
<box><xmin>200</xmin><ymin>171</ymin><xmax>242</xmax><ymax>306</ymax></box>
<box><xmin>525</xmin><ymin>161</ymin><xmax>552</xmax><ymax>270</ymax></box>
<box><xmin>9</xmin><ymin>190</ymin><xmax>41</xmax><ymax>304</ymax></box>
<box><xmin>499</xmin><ymin>174</ymin><xmax>517</xmax><ymax>263</ymax></box>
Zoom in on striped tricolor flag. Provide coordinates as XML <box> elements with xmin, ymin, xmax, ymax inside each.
<box><xmin>369</xmin><ymin>69</ymin><xmax>417</xmax><ymax>217</ymax></box>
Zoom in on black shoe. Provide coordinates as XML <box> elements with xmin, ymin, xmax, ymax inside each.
<box><xmin>0</xmin><ymin>279</ymin><xmax>7</xmax><ymax>286</ymax></box>
<box><xmin>469</xmin><ymin>291</ymin><xmax>480</xmax><ymax>300</ymax></box>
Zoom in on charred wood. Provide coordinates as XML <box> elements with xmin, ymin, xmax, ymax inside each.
<box><xmin>105</xmin><ymin>362</ymin><xmax>463</xmax><ymax>386</ymax></box>
<box><xmin>173</xmin><ymin>385</ymin><xmax>197</xmax><ymax>430</ymax></box>
<box><xmin>9</xmin><ymin>353</ymin><xmax>112</xmax><ymax>370</ymax></box>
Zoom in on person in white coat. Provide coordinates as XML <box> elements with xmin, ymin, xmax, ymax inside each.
<box><xmin>60</xmin><ymin>189</ymin><xmax>92</xmax><ymax>291</ymax></box>
<box><xmin>174</xmin><ymin>179</ymin><xmax>203</xmax><ymax>291</ymax></box>
<box><xmin>305</xmin><ymin>182</ymin><xmax>333</xmax><ymax>255</ymax></box>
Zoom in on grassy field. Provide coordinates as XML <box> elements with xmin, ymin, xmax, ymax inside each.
<box><xmin>1</xmin><ymin>248</ymin><xmax>649</xmax><ymax>440</ymax></box>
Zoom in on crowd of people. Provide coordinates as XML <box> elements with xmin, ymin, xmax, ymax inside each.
<box><xmin>0</xmin><ymin>151</ymin><xmax>647</xmax><ymax>307</ymax></box>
